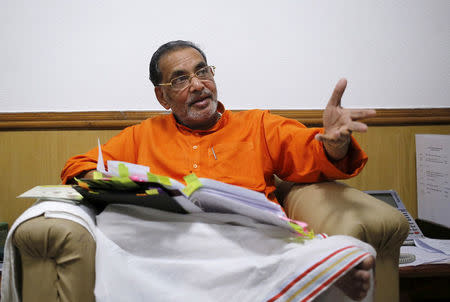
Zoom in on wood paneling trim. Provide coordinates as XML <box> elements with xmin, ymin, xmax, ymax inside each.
<box><xmin>0</xmin><ymin>108</ymin><xmax>449</xmax><ymax>130</ymax></box>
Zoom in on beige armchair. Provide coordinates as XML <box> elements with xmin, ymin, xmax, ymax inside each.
<box><xmin>12</xmin><ymin>180</ymin><xmax>409</xmax><ymax>302</ymax></box>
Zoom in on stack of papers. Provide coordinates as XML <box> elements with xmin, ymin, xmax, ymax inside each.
<box><xmin>18</xmin><ymin>185</ymin><xmax>82</xmax><ymax>201</ymax></box>
<box><xmin>18</xmin><ymin>175</ymin><xmax>312</xmax><ymax>237</ymax></box>
<box><xmin>17</xmin><ymin>139</ymin><xmax>314</xmax><ymax>238</ymax></box>
<box><xmin>400</xmin><ymin>237</ymin><xmax>450</xmax><ymax>266</ymax></box>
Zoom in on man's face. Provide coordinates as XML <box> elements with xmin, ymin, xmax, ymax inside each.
<box><xmin>155</xmin><ymin>47</ymin><xmax>218</xmax><ymax>130</ymax></box>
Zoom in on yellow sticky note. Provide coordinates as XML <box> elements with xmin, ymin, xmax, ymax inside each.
<box><xmin>110</xmin><ymin>176</ymin><xmax>138</xmax><ymax>189</ymax></box>
<box><xmin>145</xmin><ymin>189</ymin><xmax>159</xmax><ymax>195</ymax></box>
<box><xmin>118</xmin><ymin>163</ymin><xmax>129</xmax><ymax>177</ymax></box>
<box><xmin>182</xmin><ymin>173</ymin><xmax>203</xmax><ymax>196</ymax></box>
<box><xmin>93</xmin><ymin>171</ymin><xmax>103</xmax><ymax>179</ymax></box>
<box><xmin>75</xmin><ymin>178</ymin><xmax>90</xmax><ymax>190</ymax></box>
<box><xmin>158</xmin><ymin>175</ymin><xmax>172</xmax><ymax>186</ymax></box>
<box><xmin>288</xmin><ymin>222</ymin><xmax>315</xmax><ymax>239</ymax></box>
<box><xmin>184</xmin><ymin>173</ymin><xmax>198</xmax><ymax>184</ymax></box>
<box><xmin>147</xmin><ymin>173</ymin><xmax>171</xmax><ymax>186</ymax></box>
<box><xmin>147</xmin><ymin>173</ymin><xmax>159</xmax><ymax>183</ymax></box>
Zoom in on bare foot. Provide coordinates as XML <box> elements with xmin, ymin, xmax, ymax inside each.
<box><xmin>335</xmin><ymin>255</ymin><xmax>375</xmax><ymax>301</ymax></box>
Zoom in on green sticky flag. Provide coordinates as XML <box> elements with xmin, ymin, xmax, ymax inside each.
<box><xmin>158</xmin><ymin>175</ymin><xmax>172</xmax><ymax>186</ymax></box>
<box><xmin>93</xmin><ymin>171</ymin><xmax>103</xmax><ymax>179</ymax></box>
<box><xmin>110</xmin><ymin>176</ymin><xmax>138</xmax><ymax>189</ymax></box>
<box><xmin>147</xmin><ymin>173</ymin><xmax>159</xmax><ymax>183</ymax></box>
<box><xmin>182</xmin><ymin>173</ymin><xmax>203</xmax><ymax>196</ymax></box>
<box><xmin>147</xmin><ymin>173</ymin><xmax>172</xmax><ymax>186</ymax></box>
<box><xmin>145</xmin><ymin>189</ymin><xmax>159</xmax><ymax>195</ymax></box>
<box><xmin>184</xmin><ymin>173</ymin><xmax>198</xmax><ymax>184</ymax></box>
<box><xmin>118</xmin><ymin>163</ymin><xmax>129</xmax><ymax>177</ymax></box>
<box><xmin>288</xmin><ymin>222</ymin><xmax>315</xmax><ymax>239</ymax></box>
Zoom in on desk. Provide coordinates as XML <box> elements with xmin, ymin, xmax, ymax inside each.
<box><xmin>399</xmin><ymin>219</ymin><xmax>450</xmax><ymax>302</ymax></box>
<box><xmin>399</xmin><ymin>263</ymin><xmax>450</xmax><ymax>301</ymax></box>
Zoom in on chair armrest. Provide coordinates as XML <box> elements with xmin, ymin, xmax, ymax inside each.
<box><xmin>13</xmin><ymin>215</ymin><xmax>96</xmax><ymax>302</ymax></box>
<box><xmin>283</xmin><ymin>181</ymin><xmax>409</xmax><ymax>256</ymax></box>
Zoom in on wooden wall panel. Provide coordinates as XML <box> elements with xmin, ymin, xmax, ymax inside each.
<box><xmin>1</xmin><ymin>108</ymin><xmax>450</xmax><ymax>130</ymax></box>
<box><xmin>342</xmin><ymin>125</ymin><xmax>450</xmax><ymax>218</ymax></box>
<box><xmin>1</xmin><ymin>121</ymin><xmax>449</xmax><ymax>228</ymax></box>
<box><xmin>0</xmin><ymin>130</ymin><xmax>119</xmax><ymax>228</ymax></box>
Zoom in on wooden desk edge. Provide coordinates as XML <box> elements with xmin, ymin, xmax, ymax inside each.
<box><xmin>400</xmin><ymin>263</ymin><xmax>450</xmax><ymax>278</ymax></box>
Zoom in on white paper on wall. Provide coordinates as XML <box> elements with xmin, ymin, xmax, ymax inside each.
<box><xmin>416</xmin><ymin>134</ymin><xmax>450</xmax><ymax>228</ymax></box>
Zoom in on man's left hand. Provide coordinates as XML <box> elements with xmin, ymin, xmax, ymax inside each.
<box><xmin>315</xmin><ymin>78</ymin><xmax>376</xmax><ymax>161</ymax></box>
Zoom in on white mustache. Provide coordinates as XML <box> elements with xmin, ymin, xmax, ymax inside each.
<box><xmin>188</xmin><ymin>90</ymin><xmax>212</xmax><ymax>105</ymax></box>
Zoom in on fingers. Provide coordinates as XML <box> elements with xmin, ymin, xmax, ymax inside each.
<box><xmin>348</xmin><ymin>121</ymin><xmax>368</xmax><ymax>133</ymax></box>
<box><xmin>350</xmin><ymin>109</ymin><xmax>377</xmax><ymax>120</ymax></box>
<box><xmin>326</xmin><ymin>78</ymin><xmax>347</xmax><ymax>108</ymax></box>
<box><xmin>314</xmin><ymin>133</ymin><xmax>326</xmax><ymax>142</ymax></box>
<box><xmin>315</xmin><ymin>131</ymin><xmax>345</xmax><ymax>142</ymax></box>
<box><xmin>322</xmin><ymin>108</ymin><xmax>375</xmax><ymax>138</ymax></box>
<box><xmin>315</xmin><ymin>129</ymin><xmax>347</xmax><ymax>143</ymax></box>
<box><xmin>321</xmin><ymin>79</ymin><xmax>376</xmax><ymax>146</ymax></box>
<box><xmin>315</xmin><ymin>120</ymin><xmax>367</xmax><ymax>143</ymax></box>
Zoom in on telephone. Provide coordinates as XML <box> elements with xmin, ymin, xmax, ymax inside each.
<box><xmin>364</xmin><ymin>190</ymin><xmax>424</xmax><ymax>246</ymax></box>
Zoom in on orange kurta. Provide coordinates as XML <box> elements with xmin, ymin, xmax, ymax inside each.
<box><xmin>61</xmin><ymin>103</ymin><xmax>368</xmax><ymax>203</ymax></box>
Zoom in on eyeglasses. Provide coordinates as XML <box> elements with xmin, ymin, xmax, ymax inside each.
<box><xmin>158</xmin><ymin>65</ymin><xmax>216</xmax><ymax>91</ymax></box>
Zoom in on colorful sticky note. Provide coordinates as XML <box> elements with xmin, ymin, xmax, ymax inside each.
<box><xmin>145</xmin><ymin>189</ymin><xmax>159</xmax><ymax>195</ymax></box>
<box><xmin>182</xmin><ymin>173</ymin><xmax>203</xmax><ymax>196</ymax></box>
<box><xmin>93</xmin><ymin>171</ymin><xmax>103</xmax><ymax>179</ymax></box>
<box><xmin>118</xmin><ymin>163</ymin><xmax>130</xmax><ymax>177</ymax></box>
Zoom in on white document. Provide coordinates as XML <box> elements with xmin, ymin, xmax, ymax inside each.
<box><xmin>414</xmin><ymin>237</ymin><xmax>450</xmax><ymax>256</ymax></box>
<box><xmin>416</xmin><ymin>134</ymin><xmax>450</xmax><ymax>228</ymax></box>
<box><xmin>17</xmin><ymin>185</ymin><xmax>83</xmax><ymax>201</ymax></box>
<box><xmin>96</xmin><ymin>138</ymin><xmax>150</xmax><ymax>179</ymax></box>
<box><xmin>189</xmin><ymin>178</ymin><xmax>295</xmax><ymax>231</ymax></box>
<box><xmin>106</xmin><ymin>161</ymin><xmax>150</xmax><ymax>179</ymax></box>
<box><xmin>400</xmin><ymin>237</ymin><xmax>450</xmax><ymax>266</ymax></box>
<box><xmin>400</xmin><ymin>245</ymin><xmax>450</xmax><ymax>266</ymax></box>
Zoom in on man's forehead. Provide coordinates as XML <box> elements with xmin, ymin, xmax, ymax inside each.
<box><xmin>159</xmin><ymin>47</ymin><xmax>206</xmax><ymax>78</ymax></box>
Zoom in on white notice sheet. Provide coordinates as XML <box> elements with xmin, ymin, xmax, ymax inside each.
<box><xmin>416</xmin><ymin>134</ymin><xmax>450</xmax><ymax>228</ymax></box>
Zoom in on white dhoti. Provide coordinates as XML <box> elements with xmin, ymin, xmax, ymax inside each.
<box><xmin>2</xmin><ymin>201</ymin><xmax>375</xmax><ymax>302</ymax></box>
<box><xmin>94</xmin><ymin>204</ymin><xmax>375</xmax><ymax>302</ymax></box>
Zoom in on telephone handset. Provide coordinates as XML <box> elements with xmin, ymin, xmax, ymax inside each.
<box><xmin>364</xmin><ymin>190</ymin><xmax>424</xmax><ymax>246</ymax></box>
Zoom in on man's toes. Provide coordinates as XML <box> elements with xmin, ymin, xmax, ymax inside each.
<box><xmin>360</xmin><ymin>279</ymin><xmax>370</xmax><ymax>291</ymax></box>
<box><xmin>355</xmin><ymin>291</ymin><xmax>368</xmax><ymax>301</ymax></box>
<box><xmin>354</xmin><ymin>269</ymin><xmax>371</xmax><ymax>282</ymax></box>
<box><xmin>359</xmin><ymin>255</ymin><xmax>375</xmax><ymax>270</ymax></box>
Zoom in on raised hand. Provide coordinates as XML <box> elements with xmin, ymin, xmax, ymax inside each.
<box><xmin>315</xmin><ymin>78</ymin><xmax>376</xmax><ymax>161</ymax></box>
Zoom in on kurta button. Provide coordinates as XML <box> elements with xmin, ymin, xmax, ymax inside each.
<box><xmin>193</xmin><ymin>145</ymin><xmax>198</xmax><ymax>150</ymax></box>
<box><xmin>193</xmin><ymin>163</ymin><xmax>198</xmax><ymax>169</ymax></box>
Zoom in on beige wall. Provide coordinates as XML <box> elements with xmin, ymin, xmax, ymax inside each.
<box><xmin>342</xmin><ymin>125</ymin><xmax>450</xmax><ymax>218</ymax></box>
<box><xmin>1</xmin><ymin>125</ymin><xmax>450</xmax><ymax>228</ymax></box>
<box><xmin>0</xmin><ymin>130</ymin><xmax>119</xmax><ymax>228</ymax></box>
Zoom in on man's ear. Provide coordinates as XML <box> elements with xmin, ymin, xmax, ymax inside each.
<box><xmin>155</xmin><ymin>87</ymin><xmax>171</xmax><ymax>110</ymax></box>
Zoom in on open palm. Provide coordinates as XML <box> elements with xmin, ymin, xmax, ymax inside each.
<box><xmin>315</xmin><ymin>79</ymin><xmax>376</xmax><ymax>160</ymax></box>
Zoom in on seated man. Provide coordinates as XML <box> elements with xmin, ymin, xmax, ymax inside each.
<box><xmin>61</xmin><ymin>40</ymin><xmax>377</xmax><ymax>300</ymax></box>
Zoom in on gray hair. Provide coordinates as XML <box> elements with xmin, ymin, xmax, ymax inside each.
<box><xmin>149</xmin><ymin>40</ymin><xmax>207</xmax><ymax>86</ymax></box>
